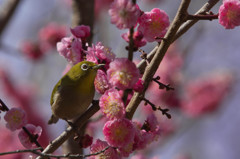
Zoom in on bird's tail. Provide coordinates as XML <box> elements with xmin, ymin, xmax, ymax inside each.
<box><xmin>48</xmin><ymin>114</ymin><xmax>59</xmax><ymax>124</ymax></box>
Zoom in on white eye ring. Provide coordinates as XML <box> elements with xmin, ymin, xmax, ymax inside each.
<box><xmin>81</xmin><ymin>63</ymin><xmax>89</xmax><ymax>71</ymax></box>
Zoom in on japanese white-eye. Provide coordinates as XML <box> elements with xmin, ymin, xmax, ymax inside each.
<box><xmin>48</xmin><ymin>61</ymin><xmax>104</xmax><ymax>124</ymax></box>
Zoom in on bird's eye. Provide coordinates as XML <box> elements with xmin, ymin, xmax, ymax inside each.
<box><xmin>81</xmin><ymin>63</ymin><xmax>89</xmax><ymax>71</ymax></box>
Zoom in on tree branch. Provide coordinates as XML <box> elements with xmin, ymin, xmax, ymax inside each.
<box><xmin>174</xmin><ymin>0</ymin><xmax>220</xmax><ymax>41</ymax></box>
<box><xmin>36</xmin><ymin>103</ymin><xmax>100</xmax><ymax>159</ymax></box>
<box><xmin>126</xmin><ymin>0</ymin><xmax>191</xmax><ymax>119</ymax></box>
<box><xmin>71</xmin><ymin>0</ymin><xmax>95</xmax><ymax>44</ymax></box>
<box><xmin>137</xmin><ymin>0</ymin><xmax>220</xmax><ymax>74</ymax></box>
<box><xmin>0</xmin><ymin>146</ymin><xmax>109</xmax><ymax>158</ymax></box>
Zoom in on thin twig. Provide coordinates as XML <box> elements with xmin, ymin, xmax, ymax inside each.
<box><xmin>22</xmin><ymin>127</ymin><xmax>44</xmax><ymax>151</ymax></box>
<box><xmin>0</xmin><ymin>148</ymin><xmax>42</xmax><ymax>156</ymax></box>
<box><xmin>152</xmin><ymin>76</ymin><xmax>175</xmax><ymax>91</ymax></box>
<box><xmin>173</xmin><ymin>0</ymin><xmax>220</xmax><ymax>41</ymax></box>
<box><xmin>0</xmin><ymin>146</ymin><xmax>109</xmax><ymax>158</ymax></box>
<box><xmin>0</xmin><ymin>99</ymin><xmax>9</xmax><ymax>111</ymax></box>
<box><xmin>139</xmin><ymin>49</ymin><xmax>150</xmax><ymax>65</ymax></box>
<box><xmin>187</xmin><ymin>13</ymin><xmax>218</xmax><ymax>20</ymax></box>
<box><xmin>142</xmin><ymin>97</ymin><xmax>171</xmax><ymax>119</ymax></box>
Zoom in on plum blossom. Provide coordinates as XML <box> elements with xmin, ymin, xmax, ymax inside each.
<box><xmin>57</xmin><ymin>36</ymin><xmax>83</xmax><ymax>65</ymax></box>
<box><xmin>103</xmin><ymin>118</ymin><xmax>135</xmax><ymax>147</ymax></box>
<box><xmin>118</xmin><ymin>142</ymin><xmax>134</xmax><ymax>157</ymax></box>
<box><xmin>38</xmin><ymin>22</ymin><xmax>66</xmax><ymax>48</ymax></box>
<box><xmin>181</xmin><ymin>72</ymin><xmax>233</xmax><ymax>117</ymax></box>
<box><xmin>138</xmin><ymin>8</ymin><xmax>170</xmax><ymax>42</ymax></box>
<box><xmin>86</xmin><ymin>42</ymin><xmax>115</xmax><ymax>68</ymax></box>
<box><xmin>94</xmin><ymin>69</ymin><xmax>111</xmax><ymax>94</ymax></box>
<box><xmin>99</xmin><ymin>88</ymin><xmax>125</xmax><ymax>119</ymax></box>
<box><xmin>121</xmin><ymin>30</ymin><xmax>147</xmax><ymax>48</ymax></box>
<box><xmin>109</xmin><ymin>0</ymin><xmax>141</xmax><ymax>29</ymax></box>
<box><xmin>18</xmin><ymin>124</ymin><xmax>42</xmax><ymax>148</ymax></box>
<box><xmin>107</xmin><ymin>58</ymin><xmax>140</xmax><ymax>90</ymax></box>
<box><xmin>20</xmin><ymin>41</ymin><xmax>45</xmax><ymax>61</ymax></box>
<box><xmin>70</xmin><ymin>25</ymin><xmax>90</xmax><ymax>40</ymax></box>
<box><xmin>133</xmin><ymin>114</ymin><xmax>161</xmax><ymax>150</ymax></box>
<box><xmin>90</xmin><ymin>139</ymin><xmax>120</xmax><ymax>159</ymax></box>
<box><xmin>4</xmin><ymin>107</ymin><xmax>27</xmax><ymax>131</ymax></box>
<box><xmin>219</xmin><ymin>0</ymin><xmax>240</xmax><ymax>29</ymax></box>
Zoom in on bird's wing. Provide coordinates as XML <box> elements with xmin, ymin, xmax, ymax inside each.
<box><xmin>50</xmin><ymin>73</ymin><xmax>79</xmax><ymax>105</ymax></box>
<box><xmin>50</xmin><ymin>80</ymin><xmax>61</xmax><ymax>105</ymax></box>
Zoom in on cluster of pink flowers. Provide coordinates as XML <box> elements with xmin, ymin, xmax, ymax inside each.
<box><xmin>57</xmin><ymin>36</ymin><xmax>83</xmax><ymax>65</ymax></box>
<box><xmin>109</xmin><ymin>0</ymin><xmax>170</xmax><ymax>48</ymax></box>
<box><xmin>181</xmin><ymin>72</ymin><xmax>233</xmax><ymax>117</ymax></box>
<box><xmin>21</xmin><ymin>23</ymin><xmax>67</xmax><ymax>61</ymax></box>
<box><xmin>133</xmin><ymin>114</ymin><xmax>161</xmax><ymax>151</ymax></box>
<box><xmin>2</xmin><ymin>107</ymin><xmax>42</xmax><ymax>149</ymax></box>
<box><xmin>57</xmin><ymin>25</ymin><xmax>91</xmax><ymax>65</ymax></box>
<box><xmin>20</xmin><ymin>41</ymin><xmax>46</xmax><ymax>61</ymax></box>
<box><xmin>56</xmin><ymin>23</ymin><xmax>164</xmax><ymax>158</ymax></box>
<box><xmin>219</xmin><ymin>0</ymin><xmax>240</xmax><ymax>29</ymax></box>
<box><xmin>39</xmin><ymin>22</ymin><xmax>67</xmax><ymax>49</ymax></box>
<box><xmin>86</xmin><ymin>42</ymin><xmax>116</xmax><ymax>68</ymax></box>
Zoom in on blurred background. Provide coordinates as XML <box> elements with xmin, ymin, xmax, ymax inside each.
<box><xmin>0</xmin><ymin>0</ymin><xmax>240</xmax><ymax>158</ymax></box>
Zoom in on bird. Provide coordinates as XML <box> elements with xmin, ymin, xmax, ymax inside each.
<box><xmin>48</xmin><ymin>61</ymin><xmax>104</xmax><ymax>124</ymax></box>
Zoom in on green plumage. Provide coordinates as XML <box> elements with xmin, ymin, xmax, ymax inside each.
<box><xmin>48</xmin><ymin>61</ymin><xmax>103</xmax><ymax>124</ymax></box>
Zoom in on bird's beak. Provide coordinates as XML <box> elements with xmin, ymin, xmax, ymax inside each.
<box><xmin>92</xmin><ymin>64</ymin><xmax>105</xmax><ymax>69</ymax></box>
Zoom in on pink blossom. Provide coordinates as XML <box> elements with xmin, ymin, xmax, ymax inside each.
<box><xmin>133</xmin><ymin>78</ymin><xmax>144</xmax><ymax>92</ymax></box>
<box><xmin>79</xmin><ymin>134</ymin><xmax>93</xmax><ymax>148</ymax></box>
<box><xmin>118</xmin><ymin>142</ymin><xmax>134</xmax><ymax>157</ymax></box>
<box><xmin>99</xmin><ymin>88</ymin><xmax>125</xmax><ymax>119</ymax></box>
<box><xmin>133</xmin><ymin>129</ymin><xmax>152</xmax><ymax>150</ymax></box>
<box><xmin>219</xmin><ymin>0</ymin><xmax>240</xmax><ymax>29</ymax></box>
<box><xmin>138</xmin><ymin>8</ymin><xmax>170</xmax><ymax>42</ymax></box>
<box><xmin>0</xmin><ymin>125</ymin><xmax>25</xmax><ymax>159</ymax></box>
<box><xmin>181</xmin><ymin>73</ymin><xmax>233</xmax><ymax>117</ymax></box>
<box><xmin>4</xmin><ymin>107</ymin><xmax>27</xmax><ymax>131</ymax></box>
<box><xmin>86</xmin><ymin>48</ymin><xmax>98</xmax><ymax>64</ymax></box>
<box><xmin>94</xmin><ymin>70</ymin><xmax>111</xmax><ymax>94</ymax></box>
<box><xmin>70</xmin><ymin>25</ymin><xmax>90</xmax><ymax>40</ymax></box>
<box><xmin>122</xmin><ymin>30</ymin><xmax>147</xmax><ymax>48</ymax></box>
<box><xmin>18</xmin><ymin>124</ymin><xmax>42</xmax><ymax>149</ymax></box>
<box><xmin>146</xmin><ymin>113</ymin><xmax>159</xmax><ymax>132</ymax></box>
<box><xmin>57</xmin><ymin>36</ymin><xmax>83</xmax><ymax>65</ymax></box>
<box><xmin>0</xmin><ymin>70</ymin><xmax>50</xmax><ymax>147</ymax></box>
<box><xmin>103</xmin><ymin>118</ymin><xmax>135</xmax><ymax>147</ymax></box>
<box><xmin>133</xmin><ymin>114</ymin><xmax>161</xmax><ymax>150</ymax></box>
<box><xmin>86</xmin><ymin>42</ymin><xmax>115</xmax><ymax>68</ymax></box>
<box><xmin>109</xmin><ymin>0</ymin><xmax>141</xmax><ymax>29</ymax></box>
<box><xmin>20</xmin><ymin>41</ymin><xmax>45</xmax><ymax>61</ymax></box>
<box><xmin>39</xmin><ymin>22</ymin><xmax>67</xmax><ymax>48</ymax></box>
<box><xmin>90</xmin><ymin>139</ymin><xmax>120</xmax><ymax>159</ymax></box>
<box><xmin>107</xmin><ymin>58</ymin><xmax>140</xmax><ymax>90</ymax></box>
